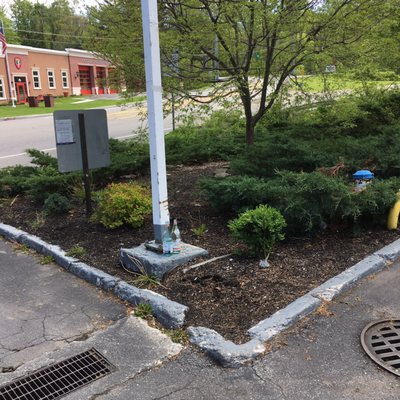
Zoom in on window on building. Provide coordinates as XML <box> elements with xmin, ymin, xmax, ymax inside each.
<box><xmin>0</xmin><ymin>77</ymin><xmax>4</xmax><ymax>98</ymax></box>
<box><xmin>47</xmin><ymin>69</ymin><xmax>56</xmax><ymax>89</ymax></box>
<box><xmin>32</xmin><ymin>69</ymin><xmax>41</xmax><ymax>89</ymax></box>
<box><xmin>61</xmin><ymin>70</ymin><xmax>69</xmax><ymax>89</ymax></box>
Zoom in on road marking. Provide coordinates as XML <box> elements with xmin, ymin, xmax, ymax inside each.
<box><xmin>0</xmin><ymin>147</ymin><xmax>56</xmax><ymax>160</ymax></box>
<box><xmin>0</xmin><ymin>152</ymin><xmax>27</xmax><ymax>160</ymax></box>
<box><xmin>0</xmin><ymin>129</ymin><xmax>173</xmax><ymax>161</ymax></box>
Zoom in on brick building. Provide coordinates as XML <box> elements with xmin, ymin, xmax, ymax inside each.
<box><xmin>0</xmin><ymin>44</ymin><xmax>117</xmax><ymax>105</ymax></box>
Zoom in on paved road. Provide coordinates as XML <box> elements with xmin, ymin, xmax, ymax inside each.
<box><xmin>0</xmin><ymin>107</ymin><xmax>173</xmax><ymax>168</ymax></box>
<box><xmin>0</xmin><ymin>238</ymin><xmax>181</xmax><ymax>391</ymax></box>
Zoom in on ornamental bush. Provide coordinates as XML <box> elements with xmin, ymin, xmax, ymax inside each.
<box><xmin>91</xmin><ymin>182</ymin><xmax>152</xmax><ymax>229</ymax></box>
<box><xmin>228</xmin><ymin>205</ymin><xmax>286</xmax><ymax>260</ymax></box>
<box><xmin>43</xmin><ymin>193</ymin><xmax>71</xmax><ymax>215</ymax></box>
<box><xmin>201</xmin><ymin>173</ymin><xmax>399</xmax><ymax>236</ymax></box>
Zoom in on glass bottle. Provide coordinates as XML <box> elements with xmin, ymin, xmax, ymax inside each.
<box><xmin>171</xmin><ymin>219</ymin><xmax>182</xmax><ymax>254</ymax></box>
<box><xmin>162</xmin><ymin>225</ymin><xmax>173</xmax><ymax>255</ymax></box>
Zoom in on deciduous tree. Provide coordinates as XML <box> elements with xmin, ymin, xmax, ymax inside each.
<box><xmin>161</xmin><ymin>0</ymin><xmax>385</xmax><ymax>144</ymax></box>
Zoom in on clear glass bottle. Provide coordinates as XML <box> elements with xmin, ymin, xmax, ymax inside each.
<box><xmin>171</xmin><ymin>219</ymin><xmax>182</xmax><ymax>254</ymax></box>
<box><xmin>162</xmin><ymin>225</ymin><xmax>173</xmax><ymax>255</ymax></box>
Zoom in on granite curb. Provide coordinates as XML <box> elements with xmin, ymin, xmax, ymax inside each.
<box><xmin>1</xmin><ymin>222</ymin><xmax>399</xmax><ymax>368</ymax></box>
<box><xmin>0</xmin><ymin>223</ymin><xmax>187</xmax><ymax>329</ymax></box>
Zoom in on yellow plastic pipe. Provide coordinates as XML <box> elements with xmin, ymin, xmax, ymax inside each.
<box><xmin>387</xmin><ymin>198</ymin><xmax>400</xmax><ymax>230</ymax></box>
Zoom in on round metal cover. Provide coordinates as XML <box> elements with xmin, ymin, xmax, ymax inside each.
<box><xmin>361</xmin><ymin>319</ymin><xmax>400</xmax><ymax>377</ymax></box>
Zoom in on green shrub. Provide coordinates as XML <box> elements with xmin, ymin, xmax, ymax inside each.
<box><xmin>348</xmin><ymin>178</ymin><xmax>399</xmax><ymax>225</ymax></box>
<box><xmin>202</xmin><ymin>173</ymin><xmax>400</xmax><ymax>236</ymax></box>
<box><xmin>200</xmin><ymin>176</ymin><xmax>272</xmax><ymax>213</ymax></box>
<box><xmin>0</xmin><ymin>165</ymin><xmax>36</xmax><ymax>197</ymax></box>
<box><xmin>163</xmin><ymin>110</ymin><xmax>245</xmax><ymax>165</ymax></box>
<box><xmin>92</xmin><ymin>182</ymin><xmax>152</xmax><ymax>229</ymax></box>
<box><xmin>230</xmin><ymin>134</ymin><xmax>325</xmax><ymax>177</ymax></box>
<box><xmin>26</xmin><ymin>149</ymin><xmax>58</xmax><ymax>169</ymax></box>
<box><xmin>43</xmin><ymin>193</ymin><xmax>71</xmax><ymax>215</ymax></box>
<box><xmin>103</xmin><ymin>138</ymin><xmax>150</xmax><ymax>177</ymax></box>
<box><xmin>228</xmin><ymin>205</ymin><xmax>286</xmax><ymax>259</ymax></box>
<box><xmin>26</xmin><ymin>170</ymin><xmax>76</xmax><ymax>203</ymax></box>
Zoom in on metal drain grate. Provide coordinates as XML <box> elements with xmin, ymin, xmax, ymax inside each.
<box><xmin>0</xmin><ymin>348</ymin><xmax>115</xmax><ymax>400</ymax></box>
<box><xmin>361</xmin><ymin>319</ymin><xmax>400</xmax><ymax>377</ymax></box>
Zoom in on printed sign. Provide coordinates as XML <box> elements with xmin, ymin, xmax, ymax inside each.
<box><xmin>55</xmin><ymin>119</ymin><xmax>75</xmax><ymax>145</ymax></box>
<box><xmin>14</xmin><ymin>57</ymin><xmax>22</xmax><ymax>70</ymax></box>
<box><xmin>325</xmin><ymin>65</ymin><xmax>336</xmax><ymax>73</ymax></box>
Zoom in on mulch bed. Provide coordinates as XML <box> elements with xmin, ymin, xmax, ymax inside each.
<box><xmin>1</xmin><ymin>161</ymin><xmax>398</xmax><ymax>343</ymax></box>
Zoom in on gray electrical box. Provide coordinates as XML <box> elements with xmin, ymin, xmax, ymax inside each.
<box><xmin>53</xmin><ymin>110</ymin><xmax>110</xmax><ymax>173</ymax></box>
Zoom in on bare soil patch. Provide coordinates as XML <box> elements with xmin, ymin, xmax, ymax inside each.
<box><xmin>1</xmin><ymin>162</ymin><xmax>398</xmax><ymax>343</ymax></box>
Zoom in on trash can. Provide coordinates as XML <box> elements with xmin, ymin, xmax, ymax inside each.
<box><xmin>27</xmin><ymin>96</ymin><xmax>39</xmax><ymax>107</ymax></box>
<box><xmin>44</xmin><ymin>95</ymin><xmax>55</xmax><ymax>107</ymax></box>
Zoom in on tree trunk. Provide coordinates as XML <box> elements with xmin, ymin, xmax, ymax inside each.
<box><xmin>245</xmin><ymin>117</ymin><xmax>254</xmax><ymax>146</ymax></box>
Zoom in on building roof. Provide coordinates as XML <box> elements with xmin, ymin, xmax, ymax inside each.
<box><xmin>6</xmin><ymin>44</ymin><xmax>97</xmax><ymax>59</ymax></box>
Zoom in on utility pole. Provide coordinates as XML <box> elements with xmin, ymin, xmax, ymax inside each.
<box><xmin>141</xmin><ymin>0</ymin><xmax>170</xmax><ymax>244</ymax></box>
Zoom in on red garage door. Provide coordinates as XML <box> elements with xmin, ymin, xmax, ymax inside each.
<box><xmin>79</xmin><ymin>66</ymin><xmax>92</xmax><ymax>95</ymax></box>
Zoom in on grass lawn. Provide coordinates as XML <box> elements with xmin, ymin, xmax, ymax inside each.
<box><xmin>290</xmin><ymin>75</ymin><xmax>399</xmax><ymax>92</ymax></box>
<box><xmin>0</xmin><ymin>95</ymin><xmax>146</xmax><ymax>118</ymax></box>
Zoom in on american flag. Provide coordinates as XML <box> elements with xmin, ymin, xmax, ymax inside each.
<box><xmin>0</xmin><ymin>24</ymin><xmax>7</xmax><ymax>56</ymax></box>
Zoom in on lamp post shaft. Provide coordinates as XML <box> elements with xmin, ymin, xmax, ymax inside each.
<box><xmin>141</xmin><ymin>0</ymin><xmax>170</xmax><ymax>243</ymax></box>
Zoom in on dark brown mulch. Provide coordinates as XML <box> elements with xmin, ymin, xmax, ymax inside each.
<box><xmin>1</xmin><ymin>161</ymin><xmax>398</xmax><ymax>343</ymax></box>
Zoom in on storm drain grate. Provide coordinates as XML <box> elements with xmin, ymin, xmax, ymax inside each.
<box><xmin>361</xmin><ymin>319</ymin><xmax>400</xmax><ymax>377</ymax></box>
<box><xmin>0</xmin><ymin>348</ymin><xmax>115</xmax><ymax>400</ymax></box>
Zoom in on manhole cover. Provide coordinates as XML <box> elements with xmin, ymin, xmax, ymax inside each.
<box><xmin>361</xmin><ymin>319</ymin><xmax>400</xmax><ymax>377</ymax></box>
<box><xmin>0</xmin><ymin>348</ymin><xmax>115</xmax><ymax>400</ymax></box>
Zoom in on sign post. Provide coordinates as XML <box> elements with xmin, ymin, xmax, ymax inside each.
<box><xmin>78</xmin><ymin>113</ymin><xmax>92</xmax><ymax>215</ymax></box>
<box><xmin>141</xmin><ymin>0</ymin><xmax>170</xmax><ymax>244</ymax></box>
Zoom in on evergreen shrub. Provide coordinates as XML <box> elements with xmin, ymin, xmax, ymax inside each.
<box><xmin>43</xmin><ymin>193</ymin><xmax>71</xmax><ymax>215</ymax></box>
<box><xmin>228</xmin><ymin>205</ymin><xmax>286</xmax><ymax>259</ymax></box>
<box><xmin>201</xmin><ymin>173</ymin><xmax>399</xmax><ymax>236</ymax></box>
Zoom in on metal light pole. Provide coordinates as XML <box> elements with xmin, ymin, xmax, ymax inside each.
<box><xmin>141</xmin><ymin>0</ymin><xmax>170</xmax><ymax>244</ymax></box>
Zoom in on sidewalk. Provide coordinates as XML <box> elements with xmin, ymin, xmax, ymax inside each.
<box><xmin>1</xmin><ymin>237</ymin><xmax>399</xmax><ymax>399</ymax></box>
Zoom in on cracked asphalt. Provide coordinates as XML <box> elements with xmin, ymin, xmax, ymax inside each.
<box><xmin>0</xmin><ymin>238</ymin><xmax>127</xmax><ymax>371</ymax></box>
<box><xmin>1</xmin><ymin>237</ymin><xmax>400</xmax><ymax>399</ymax></box>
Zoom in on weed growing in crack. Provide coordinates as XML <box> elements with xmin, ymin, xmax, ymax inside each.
<box><xmin>125</xmin><ymin>255</ymin><xmax>166</xmax><ymax>290</ymax></box>
<box><xmin>135</xmin><ymin>303</ymin><xmax>153</xmax><ymax>320</ymax></box>
<box><xmin>132</xmin><ymin>274</ymin><xmax>160</xmax><ymax>289</ymax></box>
<box><xmin>66</xmin><ymin>245</ymin><xmax>86</xmax><ymax>258</ymax></box>
<box><xmin>40</xmin><ymin>255</ymin><xmax>55</xmax><ymax>265</ymax></box>
<box><xmin>163</xmin><ymin>329</ymin><xmax>189</xmax><ymax>345</ymax></box>
<box><xmin>13</xmin><ymin>243</ymin><xmax>30</xmax><ymax>253</ymax></box>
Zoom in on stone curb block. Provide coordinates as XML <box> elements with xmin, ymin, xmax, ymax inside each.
<box><xmin>114</xmin><ymin>281</ymin><xmax>188</xmax><ymax>329</ymax></box>
<box><xmin>0</xmin><ymin>223</ymin><xmax>187</xmax><ymax>330</ymax></box>
<box><xmin>68</xmin><ymin>262</ymin><xmax>121</xmax><ymax>292</ymax></box>
<box><xmin>18</xmin><ymin>234</ymin><xmax>78</xmax><ymax>269</ymax></box>
<box><xmin>187</xmin><ymin>327</ymin><xmax>265</xmax><ymax>368</ymax></box>
<box><xmin>0</xmin><ymin>223</ymin><xmax>25</xmax><ymax>241</ymax></box>
<box><xmin>309</xmin><ymin>254</ymin><xmax>386</xmax><ymax>302</ymax></box>
<box><xmin>373</xmin><ymin>239</ymin><xmax>400</xmax><ymax>261</ymax></box>
<box><xmin>248</xmin><ymin>294</ymin><xmax>322</xmax><ymax>342</ymax></box>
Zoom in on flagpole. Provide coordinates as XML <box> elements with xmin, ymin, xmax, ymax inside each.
<box><xmin>1</xmin><ymin>20</ymin><xmax>15</xmax><ymax>107</ymax></box>
<box><xmin>4</xmin><ymin>53</ymin><xmax>16</xmax><ymax>108</ymax></box>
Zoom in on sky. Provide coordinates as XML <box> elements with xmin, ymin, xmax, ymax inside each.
<box><xmin>0</xmin><ymin>0</ymin><xmax>101</xmax><ymax>15</ymax></box>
